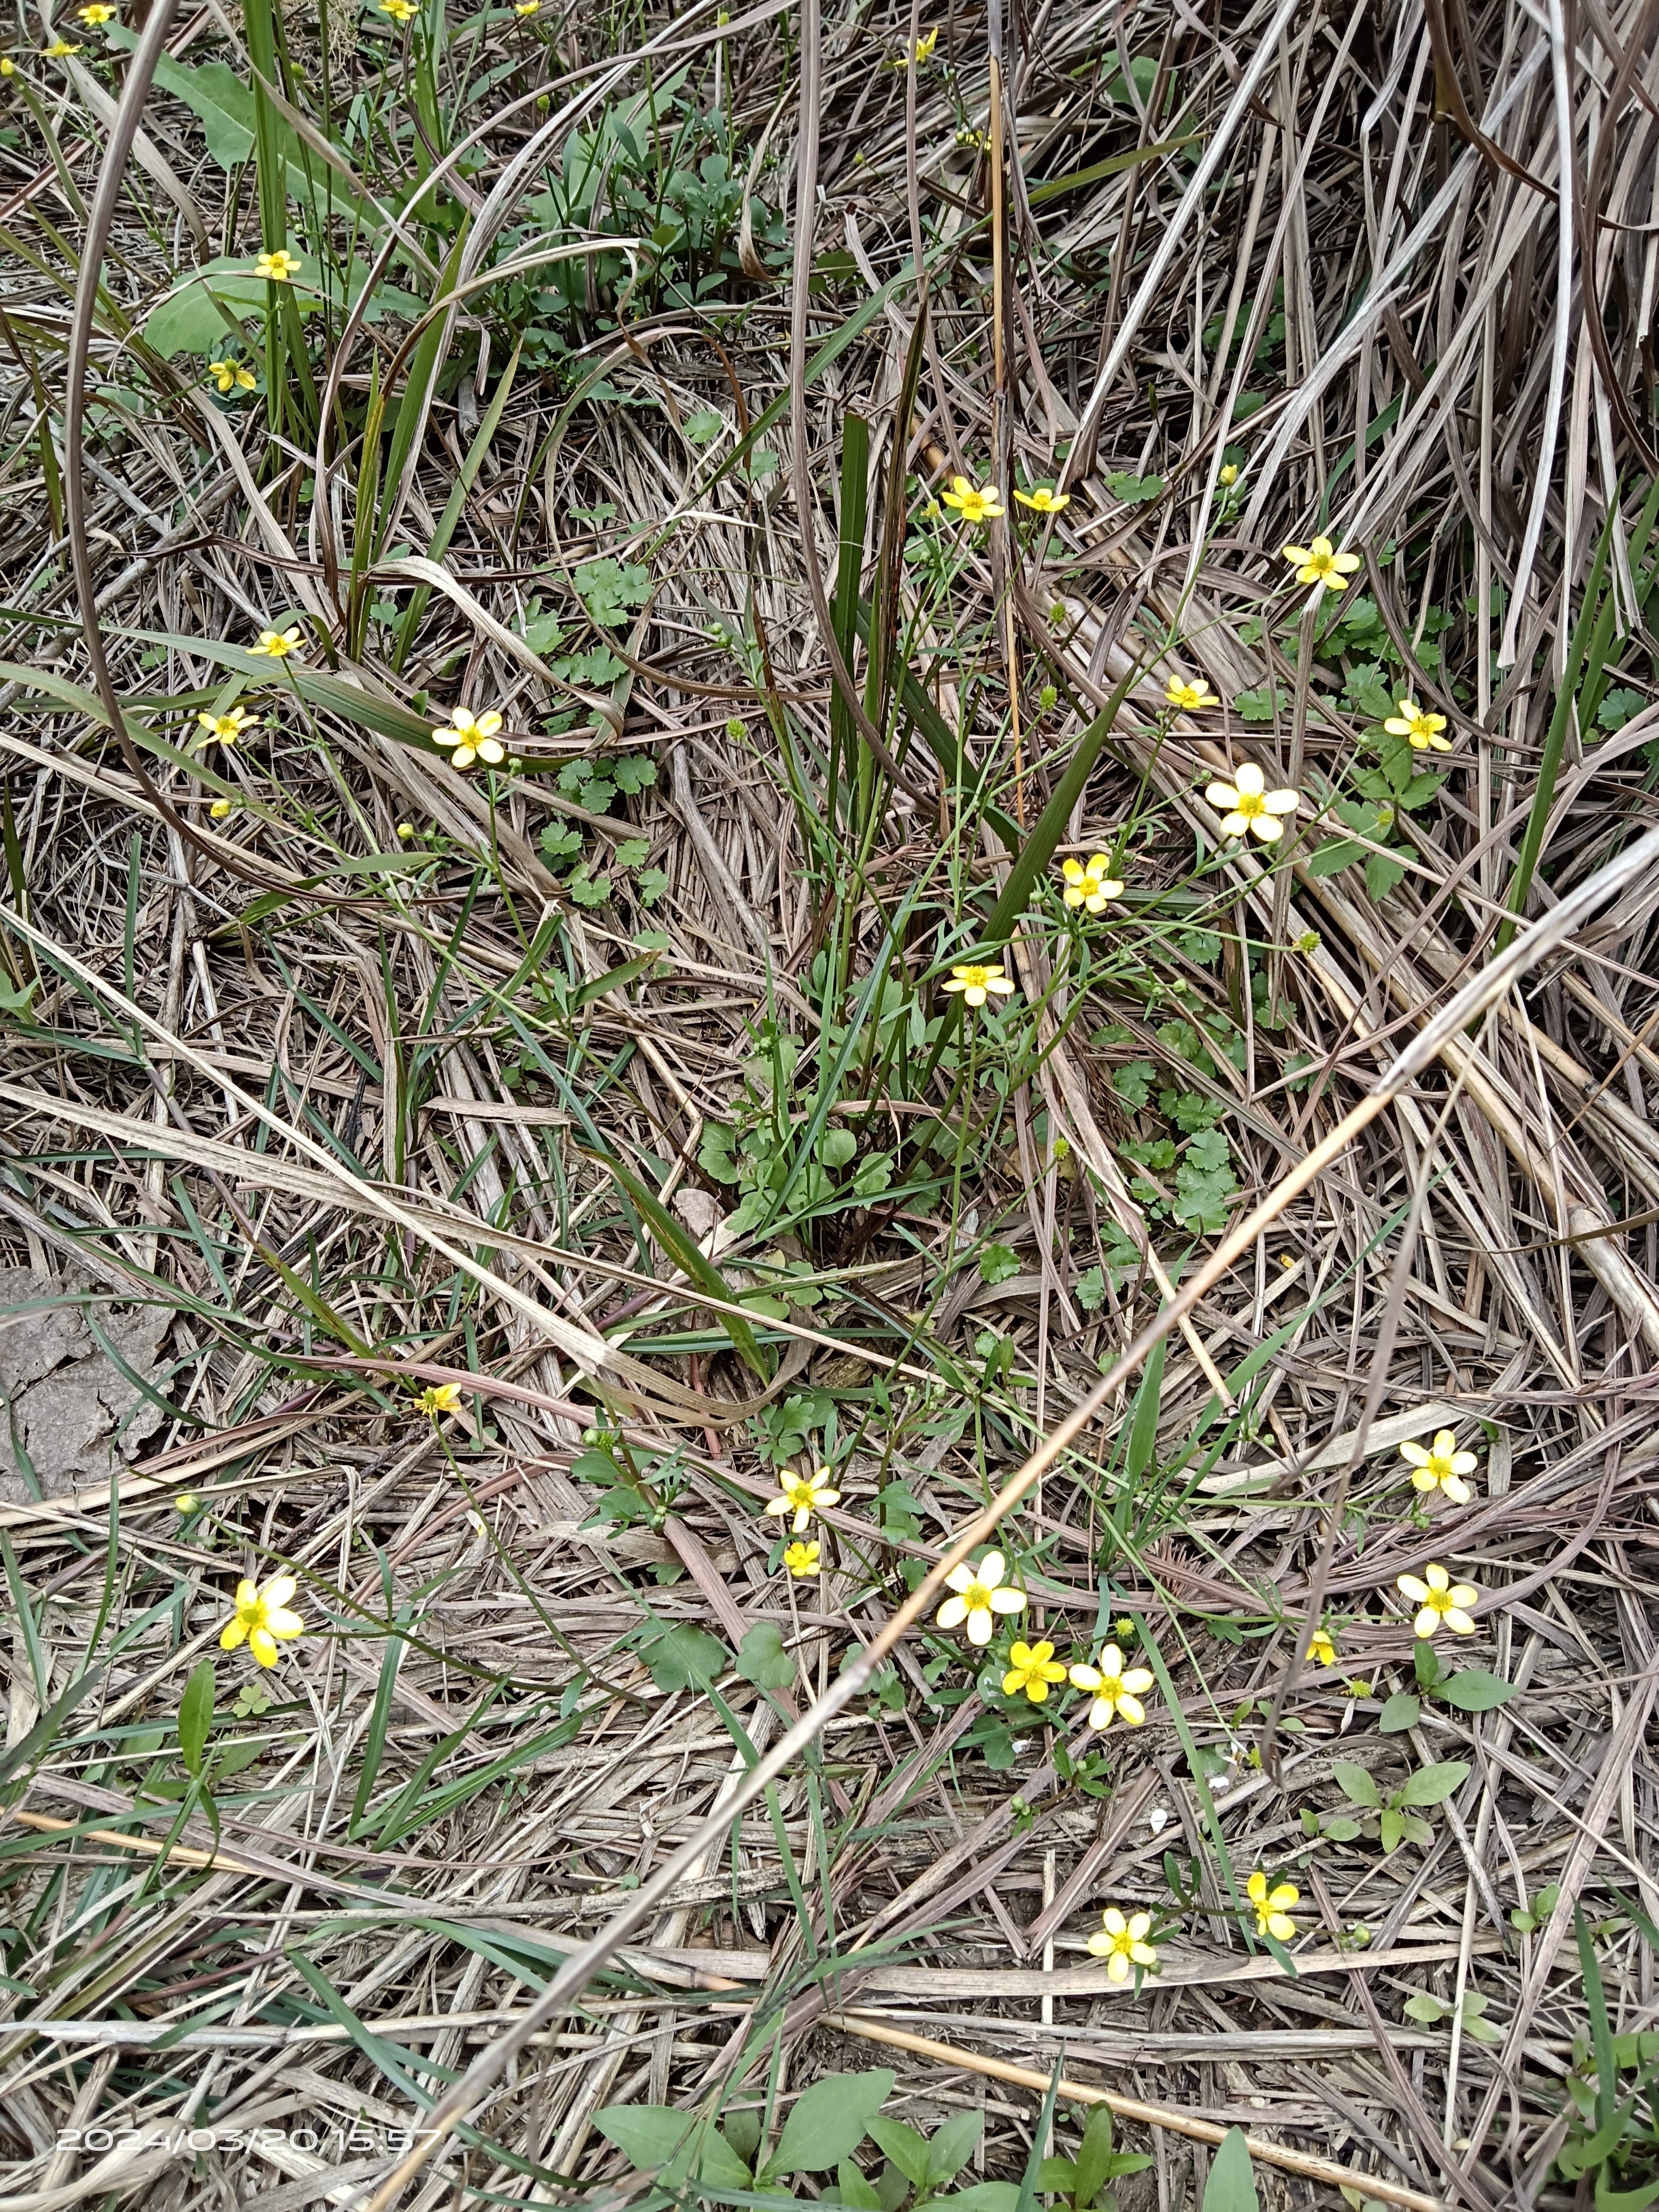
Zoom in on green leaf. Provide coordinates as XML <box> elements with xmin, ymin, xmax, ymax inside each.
<box><xmin>1304</xmin><ymin>836</ymin><xmax>1365</xmax><ymax>879</ymax></box>
<box><xmin>1364</xmin><ymin>849</ymin><xmax>1407</xmax><ymax>900</ymax></box>
<box><xmin>1397</xmin><ymin>1760</ymin><xmax>1471</xmax><ymax>1808</ymax></box>
<box><xmin>760</xmin><ymin>2069</ymin><xmax>894</xmax><ymax>2180</ymax></box>
<box><xmin>1402</xmin><ymin>1993</ymin><xmax>1448</xmax><ymax>2024</ymax></box>
<box><xmin>177</xmin><ymin>1659</ymin><xmax>215</xmax><ymax>1778</ymax></box>
<box><xmin>1413</xmin><ymin>1640</ymin><xmax>1445</xmax><ymax>1690</ymax></box>
<box><xmin>839</xmin><ymin>2158</ymin><xmax>885</xmax><ymax>2209</ymax></box>
<box><xmin>1112</xmin><ymin>1060</ymin><xmax>1158</xmax><ymax>1109</ymax></box>
<box><xmin>1378</xmin><ymin>1807</ymin><xmax>1406</xmax><ymax>1853</ymax></box>
<box><xmin>1439</xmin><ymin>1670</ymin><xmax>1515</xmax><ymax>1712</ymax></box>
<box><xmin>979</xmin><ymin>1243</ymin><xmax>1020</xmax><ymax>1285</ymax></box>
<box><xmin>1330</xmin><ymin>1761</ymin><xmax>1380</xmax><ymax>1809</ymax></box>
<box><xmin>1038</xmin><ymin>2158</ymin><xmax>1078</xmax><ymax>2199</ymax></box>
<box><xmin>593</xmin><ymin>2105</ymin><xmax>697</xmax><ymax>2178</ymax></box>
<box><xmin>1378</xmin><ymin>1692</ymin><xmax>1421</xmax><ymax>1733</ymax></box>
<box><xmin>867</xmin><ymin>2117</ymin><xmax>932</xmax><ymax>2189</ymax></box>
<box><xmin>735</xmin><ymin>1622</ymin><xmax>799</xmax><ymax>1691</ymax></box>
<box><xmin>698</xmin><ymin>2130</ymin><xmax>754</xmax><ymax>2187</ymax></box>
<box><xmin>1323</xmin><ymin>1816</ymin><xmax>1363</xmax><ymax>1842</ymax></box>
<box><xmin>1202</xmin><ymin>2129</ymin><xmax>1258</xmax><ymax>2212</ymax></box>
<box><xmin>819</xmin><ymin>1127</ymin><xmax>858</xmax><ymax>1169</ymax></box>
<box><xmin>925</xmin><ymin>2112</ymin><xmax>983</xmax><ymax>2190</ymax></box>
<box><xmin>639</xmin><ymin>1624</ymin><xmax>728</xmax><ymax>1692</ymax></box>
<box><xmin>1073</xmin><ymin>2104</ymin><xmax>1118</xmax><ymax>2210</ymax></box>
<box><xmin>929</xmin><ymin>2188</ymin><xmax>1022</xmax><ymax>2212</ymax></box>
<box><xmin>683</xmin><ymin>407</ymin><xmax>725</xmax><ymax>445</ymax></box>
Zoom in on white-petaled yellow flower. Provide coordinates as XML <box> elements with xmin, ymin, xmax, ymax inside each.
<box><xmin>1086</xmin><ymin>1905</ymin><xmax>1158</xmax><ymax>1981</ymax></box>
<box><xmin>1166</xmin><ymin>678</ymin><xmax>1220</xmax><ymax>713</ymax></box>
<box><xmin>435</xmin><ymin>706</ymin><xmax>505</xmax><ymax>769</ymax></box>
<box><xmin>1385</xmin><ymin>698</ymin><xmax>1451</xmax><ymax>752</ymax></box>
<box><xmin>783</xmin><ymin>1539</ymin><xmax>821</xmax><ymax>1578</ymax></box>
<box><xmin>940</xmin><ymin>476</ymin><xmax>1004</xmax><ymax>525</ymax></box>
<box><xmin>1205</xmin><ymin>761</ymin><xmax>1300</xmax><ymax>842</ymax></box>
<box><xmin>936</xmin><ymin>1550</ymin><xmax>1025</xmax><ymax>1646</ymax></box>
<box><xmin>1397</xmin><ymin>1562</ymin><xmax>1479</xmax><ymax>1639</ymax></box>
<box><xmin>943</xmin><ymin>961</ymin><xmax>1015</xmax><ymax>1008</ymax></box>
<box><xmin>1068</xmin><ymin>1644</ymin><xmax>1154</xmax><ymax>1729</ymax></box>
<box><xmin>1248</xmin><ymin>1870</ymin><xmax>1298</xmax><ymax>1940</ymax></box>
<box><xmin>1002</xmin><ymin>1639</ymin><xmax>1068</xmax><ymax>1703</ymax></box>
<box><xmin>250</xmin><ymin>626</ymin><xmax>302</xmax><ymax>658</ymax></box>
<box><xmin>197</xmin><ymin>705</ymin><xmax>257</xmax><ymax>746</ymax></box>
<box><xmin>1400</xmin><ymin>1428</ymin><xmax>1479</xmax><ymax>1505</ymax></box>
<box><xmin>219</xmin><ymin>1574</ymin><xmax>304</xmax><ymax>1668</ymax></box>
<box><xmin>765</xmin><ymin>1466</ymin><xmax>840</xmax><ymax>1536</ymax></box>
<box><xmin>1060</xmin><ymin>854</ymin><xmax>1124</xmax><ymax>915</ymax></box>
<box><xmin>1280</xmin><ymin>537</ymin><xmax>1360</xmax><ymax>591</ymax></box>
<box><xmin>254</xmin><ymin>248</ymin><xmax>301</xmax><ymax>282</ymax></box>
<box><xmin>1309</xmin><ymin>1626</ymin><xmax>1337</xmax><ymax>1669</ymax></box>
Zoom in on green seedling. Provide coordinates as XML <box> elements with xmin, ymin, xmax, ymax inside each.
<box><xmin>1327</xmin><ymin>1758</ymin><xmax>1470</xmax><ymax>1853</ymax></box>
<box><xmin>1377</xmin><ymin>1640</ymin><xmax>1514</xmax><ymax>1732</ymax></box>
<box><xmin>1403</xmin><ymin>1987</ymin><xmax>1502</xmax><ymax>2042</ymax></box>
<box><xmin>1037</xmin><ymin>2105</ymin><xmax>1154</xmax><ymax>2212</ymax></box>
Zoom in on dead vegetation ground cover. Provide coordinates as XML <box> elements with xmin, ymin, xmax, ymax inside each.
<box><xmin>0</xmin><ymin>1</ymin><xmax>1656</xmax><ymax>2209</ymax></box>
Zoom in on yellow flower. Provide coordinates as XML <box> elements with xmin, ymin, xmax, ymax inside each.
<box><xmin>197</xmin><ymin>705</ymin><xmax>257</xmax><ymax>746</ymax></box>
<box><xmin>175</xmin><ymin>1493</ymin><xmax>200</xmax><ymax>1513</ymax></box>
<box><xmin>943</xmin><ymin>961</ymin><xmax>1015</xmax><ymax>1008</ymax></box>
<box><xmin>1400</xmin><ymin>1428</ymin><xmax>1478</xmax><ymax>1505</ymax></box>
<box><xmin>765</xmin><ymin>1465</ymin><xmax>841</xmax><ymax>1536</ymax></box>
<box><xmin>1397</xmin><ymin>1562</ymin><xmax>1479</xmax><ymax>1639</ymax></box>
<box><xmin>1002</xmin><ymin>1639</ymin><xmax>1069</xmax><ymax>1703</ymax></box>
<box><xmin>1384</xmin><ymin>698</ymin><xmax>1451</xmax><ymax>752</ymax></box>
<box><xmin>1068</xmin><ymin>1644</ymin><xmax>1154</xmax><ymax>1729</ymax></box>
<box><xmin>43</xmin><ymin>39</ymin><xmax>79</xmax><ymax>54</ymax></box>
<box><xmin>907</xmin><ymin>26</ymin><xmax>937</xmax><ymax>63</ymax></box>
<box><xmin>255</xmin><ymin>249</ymin><xmax>301</xmax><ymax>283</ymax></box>
<box><xmin>936</xmin><ymin>1550</ymin><xmax>1025</xmax><ymax>1646</ymax></box>
<box><xmin>210</xmin><ymin>799</ymin><xmax>234</xmax><ymax>819</ymax></box>
<box><xmin>1205</xmin><ymin>761</ymin><xmax>1301</xmax><ymax>843</ymax></box>
<box><xmin>1086</xmin><ymin>1906</ymin><xmax>1158</xmax><ymax>1981</ymax></box>
<box><xmin>514</xmin><ymin>1</ymin><xmax>539</xmax><ymax>13</ymax></box>
<box><xmin>783</xmin><ymin>1539</ymin><xmax>821</xmax><ymax>1578</ymax></box>
<box><xmin>0</xmin><ymin>56</ymin><xmax>14</xmax><ymax>72</ymax></box>
<box><xmin>219</xmin><ymin>1574</ymin><xmax>305</xmax><ymax>1669</ymax></box>
<box><xmin>250</xmin><ymin>626</ymin><xmax>302</xmax><ymax>658</ymax></box>
<box><xmin>1309</xmin><ymin>1626</ymin><xmax>1337</xmax><ymax>1669</ymax></box>
<box><xmin>940</xmin><ymin>476</ymin><xmax>1004</xmax><ymax>525</ymax></box>
<box><xmin>1015</xmin><ymin>485</ymin><xmax>1070</xmax><ymax>514</ymax></box>
<box><xmin>78</xmin><ymin>4</ymin><xmax>115</xmax><ymax>21</ymax></box>
<box><xmin>208</xmin><ymin>357</ymin><xmax>256</xmax><ymax>395</ymax></box>
<box><xmin>435</xmin><ymin>706</ymin><xmax>505</xmax><ymax>770</ymax></box>
<box><xmin>379</xmin><ymin>0</ymin><xmax>416</xmax><ymax>14</ymax></box>
<box><xmin>396</xmin><ymin>822</ymin><xmax>415</xmax><ymax>840</ymax></box>
<box><xmin>1247</xmin><ymin>1870</ymin><xmax>1298</xmax><ymax>1940</ymax></box>
<box><xmin>1219</xmin><ymin>464</ymin><xmax>1238</xmax><ymax>486</ymax></box>
<box><xmin>1060</xmin><ymin>854</ymin><xmax>1124</xmax><ymax>915</ymax></box>
<box><xmin>413</xmin><ymin>1382</ymin><xmax>464</xmax><ymax>1417</ymax></box>
<box><xmin>1166</xmin><ymin>677</ymin><xmax>1220</xmax><ymax>713</ymax></box>
<box><xmin>1280</xmin><ymin>537</ymin><xmax>1361</xmax><ymax>591</ymax></box>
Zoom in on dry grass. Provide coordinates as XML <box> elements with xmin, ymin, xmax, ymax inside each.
<box><xmin>0</xmin><ymin>2</ymin><xmax>1656</xmax><ymax>2210</ymax></box>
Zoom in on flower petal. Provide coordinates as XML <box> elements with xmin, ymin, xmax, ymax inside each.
<box><xmin>966</xmin><ymin>1608</ymin><xmax>994</xmax><ymax>1646</ymax></box>
<box><xmin>1068</xmin><ymin>1664</ymin><xmax>1101</xmax><ymax>1691</ymax></box>
<box><xmin>220</xmin><ymin>1621</ymin><xmax>247</xmax><ymax>1651</ymax></box>
<box><xmin>1263</xmin><ymin>789</ymin><xmax>1300</xmax><ymax>812</ymax></box>
<box><xmin>1115</xmin><ymin>1692</ymin><xmax>1145</xmax><ymax>1725</ymax></box>
<box><xmin>1220</xmin><ymin>811</ymin><xmax>1250</xmax><ymax>837</ymax></box>
<box><xmin>1281</xmin><ymin>544</ymin><xmax>1311</xmax><ymax>564</ymax></box>
<box><xmin>1397</xmin><ymin>1575</ymin><xmax>1430</xmax><ymax>1603</ymax></box>
<box><xmin>1122</xmin><ymin>1669</ymin><xmax>1155</xmax><ymax>1694</ymax></box>
<box><xmin>1414</xmin><ymin>1606</ymin><xmax>1439</xmax><ymax>1638</ymax></box>
<box><xmin>1425</xmin><ymin>1563</ymin><xmax>1450</xmax><ymax>1591</ymax></box>
<box><xmin>1205</xmin><ymin>781</ymin><xmax>1241</xmax><ymax>809</ymax></box>
<box><xmin>249</xmin><ymin>1628</ymin><xmax>279</xmax><ymax>1668</ymax></box>
<box><xmin>1444</xmin><ymin>1608</ymin><xmax>1476</xmax><ymax>1635</ymax></box>
<box><xmin>936</xmin><ymin>1595</ymin><xmax>968</xmax><ymax>1629</ymax></box>
<box><xmin>1450</xmin><ymin>1585</ymin><xmax>1479</xmax><ymax>1610</ymax></box>
<box><xmin>1400</xmin><ymin>1442</ymin><xmax>1429</xmax><ymax>1465</ymax></box>
<box><xmin>265</xmin><ymin>1609</ymin><xmax>304</xmax><ymax>1637</ymax></box>
<box><xmin>978</xmin><ymin>1552</ymin><xmax>1006</xmax><ymax>1587</ymax></box>
<box><xmin>262</xmin><ymin>1577</ymin><xmax>297</xmax><ymax>1607</ymax></box>
<box><xmin>1251</xmin><ymin>815</ymin><xmax>1285</xmax><ymax>841</ymax></box>
<box><xmin>1233</xmin><ymin>763</ymin><xmax>1266</xmax><ymax>796</ymax></box>
<box><xmin>1443</xmin><ymin>1475</ymin><xmax>1471</xmax><ymax>1505</ymax></box>
<box><xmin>989</xmin><ymin>1586</ymin><xmax>1027</xmax><ymax>1612</ymax></box>
<box><xmin>944</xmin><ymin>1563</ymin><xmax>975</xmax><ymax>1592</ymax></box>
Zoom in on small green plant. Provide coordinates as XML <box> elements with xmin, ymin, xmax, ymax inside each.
<box><xmin>1553</xmin><ymin>1912</ymin><xmax>1659</xmax><ymax>2211</ymax></box>
<box><xmin>1038</xmin><ymin>2106</ymin><xmax>1153</xmax><ymax>2212</ymax></box>
<box><xmin>1325</xmin><ymin>1757</ymin><xmax>1470</xmax><ymax>1852</ymax></box>
<box><xmin>1403</xmin><ymin>1987</ymin><xmax>1502</xmax><ymax>2042</ymax></box>
<box><xmin>1377</xmin><ymin>1640</ymin><xmax>1513</xmax><ymax>1731</ymax></box>
<box><xmin>1512</xmin><ymin>1881</ymin><xmax>1561</xmax><ymax>1934</ymax></box>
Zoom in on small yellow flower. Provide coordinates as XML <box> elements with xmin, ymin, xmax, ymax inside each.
<box><xmin>1309</xmin><ymin>1626</ymin><xmax>1337</xmax><ymax>1669</ymax></box>
<box><xmin>175</xmin><ymin>1493</ymin><xmax>200</xmax><ymax>1513</ymax></box>
<box><xmin>1384</xmin><ymin>698</ymin><xmax>1451</xmax><ymax>752</ymax></box>
<box><xmin>1086</xmin><ymin>1906</ymin><xmax>1158</xmax><ymax>1981</ymax></box>
<box><xmin>209</xmin><ymin>799</ymin><xmax>234</xmax><ymax>819</ymax></box>
<box><xmin>783</xmin><ymin>1539</ymin><xmax>821</xmax><ymax>1578</ymax></box>
<box><xmin>1002</xmin><ymin>1639</ymin><xmax>1069</xmax><ymax>1704</ymax></box>
<box><xmin>413</xmin><ymin>1382</ymin><xmax>464</xmax><ymax>1417</ymax></box>
<box><xmin>765</xmin><ymin>1465</ymin><xmax>841</xmax><ymax>1536</ymax></box>
<box><xmin>907</xmin><ymin>26</ymin><xmax>937</xmax><ymax>64</ymax></box>
<box><xmin>197</xmin><ymin>705</ymin><xmax>257</xmax><ymax>747</ymax></box>
<box><xmin>940</xmin><ymin>476</ymin><xmax>1004</xmax><ymax>525</ymax></box>
<box><xmin>250</xmin><ymin>626</ymin><xmax>302</xmax><ymax>658</ymax></box>
<box><xmin>1219</xmin><ymin>464</ymin><xmax>1238</xmax><ymax>486</ymax></box>
<box><xmin>1068</xmin><ymin>1644</ymin><xmax>1154</xmax><ymax>1729</ymax></box>
<box><xmin>1397</xmin><ymin>1562</ymin><xmax>1479</xmax><ymax>1639</ymax></box>
<box><xmin>396</xmin><ymin>822</ymin><xmax>415</xmax><ymax>840</ymax></box>
<box><xmin>1060</xmin><ymin>854</ymin><xmax>1124</xmax><ymax>915</ymax></box>
<box><xmin>1165</xmin><ymin>677</ymin><xmax>1220</xmax><ymax>713</ymax></box>
<box><xmin>1205</xmin><ymin>761</ymin><xmax>1300</xmax><ymax>843</ymax></box>
<box><xmin>1400</xmin><ymin>1428</ymin><xmax>1479</xmax><ymax>1505</ymax></box>
<box><xmin>435</xmin><ymin>705</ymin><xmax>505</xmax><ymax>770</ymax></box>
<box><xmin>219</xmin><ymin>1574</ymin><xmax>305</xmax><ymax>1669</ymax></box>
<box><xmin>1014</xmin><ymin>485</ymin><xmax>1070</xmax><ymax>514</ymax></box>
<box><xmin>208</xmin><ymin>357</ymin><xmax>256</xmax><ymax>395</ymax></box>
<box><xmin>936</xmin><ymin>1551</ymin><xmax>1025</xmax><ymax>1646</ymax></box>
<box><xmin>43</xmin><ymin>39</ymin><xmax>80</xmax><ymax>55</ymax></box>
<box><xmin>379</xmin><ymin>0</ymin><xmax>416</xmax><ymax>15</ymax></box>
<box><xmin>1280</xmin><ymin>536</ymin><xmax>1361</xmax><ymax>591</ymax></box>
<box><xmin>255</xmin><ymin>249</ymin><xmax>301</xmax><ymax>283</ymax></box>
<box><xmin>1247</xmin><ymin>1870</ymin><xmax>1298</xmax><ymax>1940</ymax></box>
<box><xmin>943</xmin><ymin>961</ymin><xmax>1015</xmax><ymax>1009</ymax></box>
<box><xmin>514</xmin><ymin>1</ymin><xmax>539</xmax><ymax>14</ymax></box>
<box><xmin>0</xmin><ymin>56</ymin><xmax>14</xmax><ymax>72</ymax></box>
<box><xmin>78</xmin><ymin>4</ymin><xmax>115</xmax><ymax>22</ymax></box>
